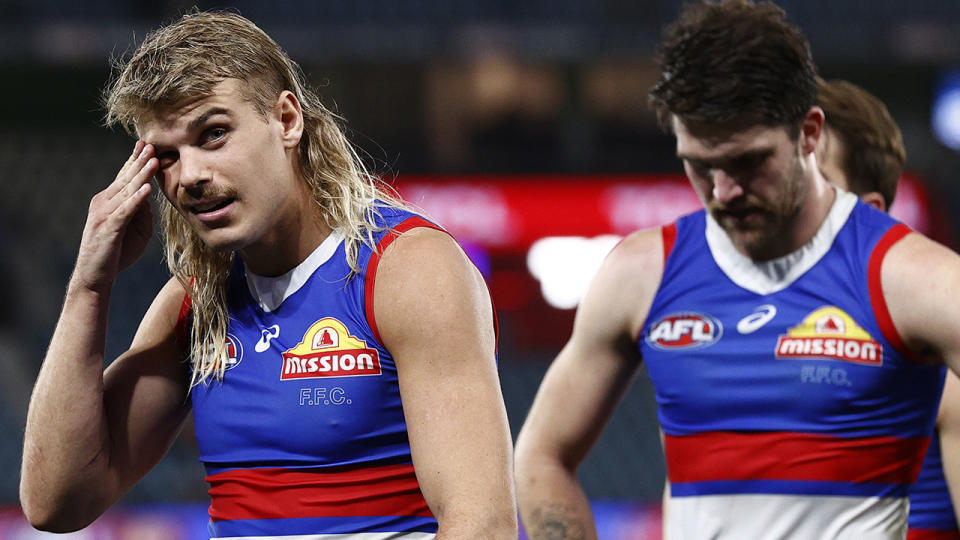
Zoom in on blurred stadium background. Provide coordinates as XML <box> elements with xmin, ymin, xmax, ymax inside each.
<box><xmin>3</xmin><ymin>1</ymin><xmax>960</xmax><ymax>538</ymax></box>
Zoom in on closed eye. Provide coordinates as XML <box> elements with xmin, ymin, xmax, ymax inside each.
<box><xmin>727</xmin><ymin>153</ymin><xmax>768</xmax><ymax>175</ymax></box>
<box><xmin>157</xmin><ymin>150</ymin><xmax>178</xmax><ymax>169</ymax></box>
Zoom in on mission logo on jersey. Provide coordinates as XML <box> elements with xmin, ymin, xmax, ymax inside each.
<box><xmin>645</xmin><ymin>312</ymin><xmax>723</xmax><ymax>350</ymax></box>
<box><xmin>281</xmin><ymin>317</ymin><xmax>382</xmax><ymax>380</ymax></box>
<box><xmin>775</xmin><ymin>306</ymin><xmax>883</xmax><ymax>366</ymax></box>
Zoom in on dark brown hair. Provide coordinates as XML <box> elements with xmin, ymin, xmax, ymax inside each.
<box><xmin>817</xmin><ymin>77</ymin><xmax>905</xmax><ymax>207</ymax></box>
<box><xmin>649</xmin><ymin>0</ymin><xmax>817</xmax><ymax>137</ymax></box>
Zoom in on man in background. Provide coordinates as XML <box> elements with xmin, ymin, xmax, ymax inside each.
<box><xmin>817</xmin><ymin>76</ymin><xmax>960</xmax><ymax>539</ymax></box>
<box><xmin>516</xmin><ymin>1</ymin><xmax>960</xmax><ymax>538</ymax></box>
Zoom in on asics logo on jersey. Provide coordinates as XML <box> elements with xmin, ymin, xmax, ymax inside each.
<box><xmin>255</xmin><ymin>324</ymin><xmax>281</xmax><ymax>353</ymax></box>
<box><xmin>645</xmin><ymin>312</ymin><xmax>722</xmax><ymax>350</ymax></box>
<box><xmin>737</xmin><ymin>304</ymin><xmax>777</xmax><ymax>334</ymax></box>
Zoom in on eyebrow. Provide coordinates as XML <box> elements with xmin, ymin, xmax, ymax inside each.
<box><xmin>188</xmin><ymin>106</ymin><xmax>231</xmax><ymax>132</ymax></box>
<box><xmin>677</xmin><ymin>148</ymin><xmax>772</xmax><ymax>167</ymax></box>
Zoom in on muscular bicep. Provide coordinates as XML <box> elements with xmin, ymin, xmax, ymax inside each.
<box><xmin>101</xmin><ymin>277</ymin><xmax>192</xmax><ymax>492</ymax></box>
<box><xmin>881</xmin><ymin>232</ymin><xmax>960</xmax><ymax>374</ymax></box>
<box><xmin>518</xmin><ymin>228</ymin><xmax>664</xmax><ymax>466</ymax></box>
<box><xmin>937</xmin><ymin>372</ymin><xmax>960</xmax><ymax>523</ymax></box>
<box><xmin>373</xmin><ymin>227</ymin><xmax>515</xmax><ymax>534</ymax></box>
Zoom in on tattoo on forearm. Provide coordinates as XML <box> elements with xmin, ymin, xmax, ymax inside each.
<box><xmin>528</xmin><ymin>503</ymin><xmax>588</xmax><ymax>540</ymax></box>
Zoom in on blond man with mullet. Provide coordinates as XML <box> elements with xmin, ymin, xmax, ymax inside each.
<box><xmin>20</xmin><ymin>12</ymin><xmax>516</xmax><ymax>539</ymax></box>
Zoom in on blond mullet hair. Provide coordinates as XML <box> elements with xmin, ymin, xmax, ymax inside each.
<box><xmin>104</xmin><ymin>11</ymin><xmax>409</xmax><ymax>386</ymax></box>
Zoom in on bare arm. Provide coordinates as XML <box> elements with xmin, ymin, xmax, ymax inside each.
<box><xmin>20</xmin><ymin>143</ymin><xmax>190</xmax><ymax>531</ymax></box>
<box><xmin>374</xmin><ymin>227</ymin><xmax>517</xmax><ymax>539</ymax></box>
<box><xmin>937</xmin><ymin>373</ymin><xmax>960</xmax><ymax>523</ymax></box>
<box><xmin>881</xmin><ymin>232</ymin><xmax>960</xmax><ymax>376</ymax></box>
<box><xmin>881</xmin><ymin>232</ymin><xmax>960</xmax><ymax>524</ymax></box>
<box><xmin>515</xmin><ymin>229</ymin><xmax>664</xmax><ymax>540</ymax></box>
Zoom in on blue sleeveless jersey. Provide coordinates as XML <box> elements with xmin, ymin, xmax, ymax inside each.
<box><xmin>189</xmin><ymin>206</ymin><xmax>442</xmax><ymax>539</ymax></box>
<box><xmin>908</xmin><ymin>432</ymin><xmax>960</xmax><ymax>538</ymax></box>
<box><xmin>640</xmin><ymin>191</ymin><xmax>946</xmax><ymax>539</ymax></box>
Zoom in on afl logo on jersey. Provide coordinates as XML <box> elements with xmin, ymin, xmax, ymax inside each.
<box><xmin>197</xmin><ymin>333</ymin><xmax>243</xmax><ymax>371</ymax></box>
<box><xmin>645</xmin><ymin>312</ymin><xmax>723</xmax><ymax>350</ymax></box>
<box><xmin>281</xmin><ymin>317</ymin><xmax>382</xmax><ymax>380</ymax></box>
<box><xmin>224</xmin><ymin>333</ymin><xmax>243</xmax><ymax>369</ymax></box>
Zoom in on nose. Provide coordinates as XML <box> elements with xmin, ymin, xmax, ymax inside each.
<box><xmin>712</xmin><ymin>169</ymin><xmax>744</xmax><ymax>203</ymax></box>
<box><xmin>177</xmin><ymin>148</ymin><xmax>211</xmax><ymax>190</ymax></box>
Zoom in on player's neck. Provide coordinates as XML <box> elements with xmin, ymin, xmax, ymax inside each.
<box><xmin>240</xmin><ymin>205</ymin><xmax>333</xmax><ymax>277</ymax></box>
<box><xmin>780</xmin><ymin>176</ymin><xmax>838</xmax><ymax>258</ymax></box>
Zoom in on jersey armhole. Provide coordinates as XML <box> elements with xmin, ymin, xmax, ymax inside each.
<box><xmin>662</xmin><ymin>222</ymin><xmax>678</xmax><ymax>265</ymax></box>
<box><xmin>868</xmin><ymin>223</ymin><xmax>917</xmax><ymax>361</ymax></box>
<box><xmin>175</xmin><ymin>290</ymin><xmax>193</xmax><ymax>352</ymax></box>
<box><xmin>631</xmin><ymin>223</ymin><xmax>678</xmax><ymax>346</ymax></box>
<box><xmin>363</xmin><ymin>216</ymin><xmax>501</xmax><ymax>352</ymax></box>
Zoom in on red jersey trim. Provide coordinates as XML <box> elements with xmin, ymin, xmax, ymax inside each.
<box><xmin>907</xmin><ymin>529</ymin><xmax>960</xmax><ymax>540</ymax></box>
<box><xmin>867</xmin><ymin>223</ymin><xmax>914</xmax><ymax>360</ymax></box>
<box><xmin>632</xmin><ymin>223</ymin><xmax>679</xmax><ymax>345</ymax></box>
<box><xmin>364</xmin><ymin>217</ymin><xmax>446</xmax><ymax>347</ymax></box>
<box><xmin>175</xmin><ymin>290</ymin><xmax>193</xmax><ymax>351</ymax></box>
<box><xmin>665</xmin><ymin>431</ymin><xmax>929</xmax><ymax>486</ymax></box>
<box><xmin>206</xmin><ymin>463</ymin><xmax>434</xmax><ymax>522</ymax></box>
<box><xmin>662</xmin><ymin>222</ymin><xmax>678</xmax><ymax>264</ymax></box>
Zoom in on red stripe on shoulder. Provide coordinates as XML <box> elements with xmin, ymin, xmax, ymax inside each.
<box><xmin>364</xmin><ymin>217</ymin><xmax>445</xmax><ymax>346</ymax></box>
<box><xmin>868</xmin><ymin>223</ymin><xmax>914</xmax><ymax>359</ymax></box>
<box><xmin>662</xmin><ymin>223</ymin><xmax>677</xmax><ymax>264</ymax></box>
<box><xmin>175</xmin><ymin>291</ymin><xmax>193</xmax><ymax>351</ymax></box>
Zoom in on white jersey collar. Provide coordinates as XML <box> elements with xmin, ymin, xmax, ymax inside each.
<box><xmin>705</xmin><ymin>188</ymin><xmax>857</xmax><ymax>295</ymax></box>
<box><xmin>244</xmin><ymin>228</ymin><xmax>346</xmax><ymax>312</ymax></box>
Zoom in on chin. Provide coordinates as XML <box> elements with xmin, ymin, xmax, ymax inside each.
<box><xmin>196</xmin><ymin>229</ymin><xmax>249</xmax><ymax>254</ymax></box>
<box><xmin>741</xmin><ymin>236</ymin><xmax>787</xmax><ymax>261</ymax></box>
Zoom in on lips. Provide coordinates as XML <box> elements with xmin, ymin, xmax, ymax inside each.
<box><xmin>190</xmin><ymin>198</ymin><xmax>232</xmax><ymax>214</ymax></box>
<box><xmin>716</xmin><ymin>207</ymin><xmax>766</xmax><ymax>229</ymax></box>
<box><xmin>185</xmin><ymin>196</ymin><xmax>236</xmax><ymax>222</ymax></box>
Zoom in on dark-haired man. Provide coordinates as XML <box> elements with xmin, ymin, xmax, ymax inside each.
<box><xmin>516</xmin><ymin>1</ymin><xmax>960</xmax><ymax>538</ymax></box>
<box><xmin>816</xmin><ymin>77</ymin><xmax>960</xmax><ymax>540</ymax></box>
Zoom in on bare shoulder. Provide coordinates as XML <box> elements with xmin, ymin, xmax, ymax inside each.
<box><xmin>883</xmin><ymin>229</ymin><xmax>957</xmax><ymax>265</ymax></box>
<box><xmin>105</xmin><ymin>276</ymin><xmax>191</xmax><ymax>386</ymax></box>
<box><xmin>378</xmin><ymin>225</ymin><xmax>471</xmax><ymax>267</ymax></box>
<box><xmin>129</xmin><ymin>277</ymin><xmax>191</xmax><ymax>349</ymax></box>
<box><xmin>574</xmin><ymin>226</ymin><xmax>667</xmax><ymax>344</ymax></box>
<box><xmin>603</xmin><ymin>227</ymin><xmax>667</xmax><ymax>282</ymax></box>
<box><xmin>372</xmin><ymin>226</ymin><xmax>492</xmax><ymax>351</ymax></box>
<box><xmin>374</xmin><ymin>225</ymin><xmax>485</xmax><ymax>300</ymax></box>
<box><xmin>881</xmin><ymin>231</ymin><xmax>960</xmax><ymax>359</ymax></box>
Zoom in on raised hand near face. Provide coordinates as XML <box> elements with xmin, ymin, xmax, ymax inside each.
<box><xmin>72</xmin><ymin>141</ymin><xmax>158</xmax><ymax>293</ymax></box>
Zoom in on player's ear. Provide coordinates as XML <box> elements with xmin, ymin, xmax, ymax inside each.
<box><xmin>799</xmin><ymin>106</ymin><xmax>825</xmax><ymax>156</ymax></box>
<box><xmin>861</xmin><ymin>191</ymin><xmax>887</xmax><ymax>212</ymax></box>
<box><xmin>275</xmin><ymin>90</ymin><xmax>304</xmax><ymax>149</ymax></box>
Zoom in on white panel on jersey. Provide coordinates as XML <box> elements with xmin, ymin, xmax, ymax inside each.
<box><xmin>666</xmin><ymin>493</ymin><xmax>906</xmax><ymax>540</ymax></box>
<box><xmin>245</xmin><ymin>228</ymin><xmax>346</xmax><ymax>313</ymax></box>
<box><xmin>706</xmin><ymin>188</ymin><xmax>858</xmax><ymax>295</ymax></box>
